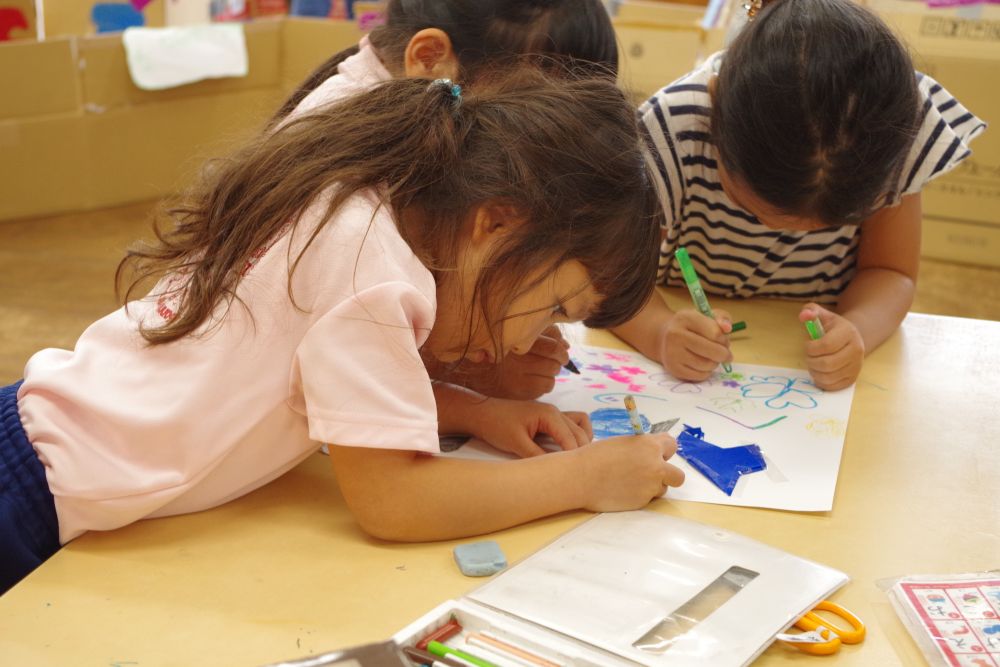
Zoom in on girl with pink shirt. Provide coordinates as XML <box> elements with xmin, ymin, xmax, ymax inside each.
<box><xmin>276</xmin><ymin>0</ymin><xmax>620</xmax><ymax>400</ymax></box>
<box><xmin>2</xmin><ymin>68</ymin><xmax>686</xmax><ymax>594</ymax></box>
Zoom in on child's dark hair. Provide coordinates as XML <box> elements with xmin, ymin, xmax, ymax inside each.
<box><xmin>118</xmin><ymin>66</ymin><xmax>661</xmax><ymax>351</ymax></box>
<box><xmin>712</xmin><ymin>0</ymin><xmax>921</xmax><ymax>226</ymax></box>
<box><xmin>272</xmin><ymin>0</ymin><xmax>618</xmax><ymax>124</ymax></box>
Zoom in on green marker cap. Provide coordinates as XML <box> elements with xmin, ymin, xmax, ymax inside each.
<box><xmin>731</xmin><ymin>321</ymin><xmax>747</xmax><ymax>332</ymax></box>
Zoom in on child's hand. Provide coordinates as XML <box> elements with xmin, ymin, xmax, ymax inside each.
<box><xmin>800</xmin><ymin>304</ymin><xmax>865</xmax><ymax>390</ymax></box>
<box><xmin>659</xmin><ymin>308</ymin><xmax>734</xmax><ymax>381</ymax></box>
<box><xmin>476</xmin><ymin>398</ymin><xmax>592</xmax><ymax>458</ymax></box>
<box><xmin>576</xmin><ymin>434</ymin><xmax>685</xmax><ymax>511</ymax></box>
<box><xmin>490</xmin><ymin>325</ymin><xmax>570</xmax><ymax>400</ymax></box>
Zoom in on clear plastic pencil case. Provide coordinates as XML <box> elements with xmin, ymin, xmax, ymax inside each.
<box><xmin>393</xmin><ymin>510</ymin><xmax>849</xmax><ymax>667</ymax></box>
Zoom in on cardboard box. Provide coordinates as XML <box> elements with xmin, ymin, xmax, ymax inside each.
<box><xmin>0</xmin><ymin>0</ymin><xmax>36</xmax><ymax>41</ymax></box>
<box><xmin>614</xmin><ymin>18</ymin><xmax>703</xmax><ymax>101</ymax></box>
<box><xmin>281</xmin><ymin>16</ymin><xmax>361</xmax><ymax>89</ymax></box>
<box><xmin>252</xmin><ymin>0</ymin><xmax>290</xmax><ymax>17</ymax></box>
<box><xmin>0</xmin><ymin>17</ymin><xmax>360</xmax><ymax>222</ymax></box>
<box><xmin>872</xmin><ymin>3</ymin><xmax>1000</xmax><ymax>266</ymax></box>
<box><xmin>77</xmin><ymin>19</ymin><xmax>283</xmax><ymax>111</ymax></box>
<box><xmin>615</xmin><ymin>0</ymin><xmax>707</xmax><ymax>24</ymax></box>
<box><xmin>43</xmin><ymin>0</ymin><xmax>166</xmax><ymax>38</ymax></box>
<box><xmin>0</xmin><ymin>38</ymin><xmax>79</xmax><ymax>119</ymax></box>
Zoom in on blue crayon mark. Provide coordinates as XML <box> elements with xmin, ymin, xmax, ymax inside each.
<box><xmin>590</xmin><ymin>407</ymin><xmax>651</xmax><ymax>439</ymax></box>
<box><xmin>677</xmin><ymin>425</ymin><xmax>767</xmax><ymax>496</ymax></box>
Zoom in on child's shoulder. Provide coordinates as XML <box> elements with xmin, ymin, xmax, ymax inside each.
<box><xmin>891</xmin><ymin>71</ymin><xmax>986</xmax><ymax>200</ymax></box>
<box><xmin>639</xmin><ymin>51</ymin><xmax>719</xmax><ymax>151</ymax></box>
<box><xmin>640</xmin><ymin>51</ymin><xmax>718</xmax><ymax>119</ymax></box>
<box><xmin>295</xmin><ymin>187</ymin><xmax>435</xmax><ymax>299</ymax></box>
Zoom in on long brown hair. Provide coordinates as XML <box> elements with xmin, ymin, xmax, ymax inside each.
<box><xmin>271</xmin><ymin>0</ymin><xmax>618</xmax><ymax>125</ymax></box>
<box><xmin>117</xmin><ymin>67</ymin><xmax>661</xmax><ymax>348</ymax></box>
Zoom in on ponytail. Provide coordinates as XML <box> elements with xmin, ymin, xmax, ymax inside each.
<box><xmin>119</xmin><ymin>66</ymin><xmax>660</xmax><ymax>345</ymax></box>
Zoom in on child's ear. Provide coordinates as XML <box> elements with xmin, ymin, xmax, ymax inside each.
<box><xmin>404</xmin><ymin>28</ymin><xmax>460</xmax><ymax>80</ymax></box>
<box><xmin>469</xmin><ymin>205</ymin><xmax>522</xmax><ymax>248</ymax></box>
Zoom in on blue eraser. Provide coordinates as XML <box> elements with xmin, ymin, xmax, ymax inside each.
<box><xmin>453</xmin><ymin>540</ymin><xmax>507</xmax><ymax>577</ymax></box>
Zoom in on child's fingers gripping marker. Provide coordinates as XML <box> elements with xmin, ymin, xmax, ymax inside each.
<box><xmin>453</xmin><ymin>540</ymin><xmax>507</xmax><ymax>577</ymax></box>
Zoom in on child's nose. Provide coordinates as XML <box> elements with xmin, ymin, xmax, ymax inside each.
<box><xmin>511</xmin><ymin>342</ymin><xmax>531</xmax><ymax>356</ymax></box>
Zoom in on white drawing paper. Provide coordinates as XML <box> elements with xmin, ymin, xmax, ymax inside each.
<box><xmin>444</xmin><ymin>344</ymin><xmax>855</xmax><ymax>512</ymax></box>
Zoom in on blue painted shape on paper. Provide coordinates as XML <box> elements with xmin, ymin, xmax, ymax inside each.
<box><xmin>91</xmin><ymin>4</ymin><xmax>144</xmax><ymax>33</ymax></box>
<box><xmin>590</xmin><ymin>407</ymin><xmax>650</xmax><ymax>438</ymax></box>
<box><xmin>677</xmin><ymin>425</ymin><xmax>767</xmax><ymax>496</ymax></box>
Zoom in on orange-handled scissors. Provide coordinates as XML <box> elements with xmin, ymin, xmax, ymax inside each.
<box><xmin>776</xmin><ymin>600</ymin><xmax>866</xmax><ymax>656</ymax></box>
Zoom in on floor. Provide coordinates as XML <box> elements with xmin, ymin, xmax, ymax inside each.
<box><xmin>2</xmin><ymin>200</ymin><xmax>1000</xmax><ymax>382</ymax></box>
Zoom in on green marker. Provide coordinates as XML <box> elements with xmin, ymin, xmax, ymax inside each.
<box><xmin>805</xmin><ymin>317</ymin><xmax>825</xmax><ymax>340</ymax></box>
<box><xmin>675</xmin><ymin>247</ymin><xmax>733</xmax><ymax>372</ymax></box>
<box><xmin>427</xmin><ymin>640</ymin><xmax>499</xmax><ymax>667</ymax></box>
<box><xmin>731</xmin><ymin>321</ymin><xmax>747</xmax><ymax>332</ymax></box>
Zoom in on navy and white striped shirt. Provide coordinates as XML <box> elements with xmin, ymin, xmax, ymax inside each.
<box><xmin>641</xmin><ymin>51</ymin><xmax>986</xmax><ymax>302</ymax></box>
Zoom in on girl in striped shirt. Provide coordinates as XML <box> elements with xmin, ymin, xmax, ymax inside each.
<box><xmin>615</xmin><ymin>0</ymin><xmax>984</xmax><ymax>390</ymax></box>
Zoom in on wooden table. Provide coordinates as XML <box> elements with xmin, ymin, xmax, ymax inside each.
<box><xmin>2</xmin><ymin>290</ymin><xmax>998</xmax><ymax>666</ymax></box>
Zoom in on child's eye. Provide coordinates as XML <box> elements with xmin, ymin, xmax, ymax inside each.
<box><xmin>553</xmin><ymin>304</ymin><xmax>569</xmax><ymax>317</ymax></box>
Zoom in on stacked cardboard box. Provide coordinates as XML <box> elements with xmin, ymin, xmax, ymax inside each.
<box><xmin>0</xmin><ymin>18</ymin><xmax>361</xmax><ymax>222</ymax></box>
<box><xmin>870</xmin><ymin>0</ymin><xmax>1000</xmax><ymax>267</ymax></box>
<box><xmin>4</xmin><ymin>0</ymin><xmax>994</xmax><ymax>269</ymax></box>
<box><xmin>0</xmin><ymin>0</ymin><xmax>37</xmax><ymax>41</ymax></box>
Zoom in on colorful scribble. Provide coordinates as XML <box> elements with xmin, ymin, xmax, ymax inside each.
<box><xmin>741</xmin><ymin>375</ymin><xmax>822</xmax><ymax>410</ymax></box>
<box><xmin>606</xmin><ymin>372</ymin><xmax>646</xmax><ymax>392</ymax></box>
<box><xmin>708</xmin><ymin>396</ymin><xmax>750</xmax><ymax>413</ymax></box>
<box><xmin>805</xmin><ymin>419</ymin><xmax>846</xmax><ymax>438</ymax></box>
<box><xmin>649</xmin><ymin>372</ymin><xmax>717</xmax><ymax>390</ymax></box>
<box><xmin>574</xmin><ymin>360</ymin><xmax>650</xmax><ymax>392</ymax></box>
<box><xmin>593</xmin><ymin>392</ymin><xmax>671</xmax><ymax>405</ymax></box>
<box><xmin>590</xmin><ymin>407</ymin><xmax>651</xmax><ymax>438</ymax></box>
<box><xmin>696</xmin><ymin>406</ymin><xmax>788</xmax><ymax>430</ymax></box>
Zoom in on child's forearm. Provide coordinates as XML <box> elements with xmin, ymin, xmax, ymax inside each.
<box><xmin>610</xmin><ymin>292</ymin><xmax>673</xmax><ymax>361</ymax></box>
<box><xmin>836</xmin><ymin>267</ymin><xmax>915</xmax><ymax>353</ymax></box>
<box><xmin>327</xmin><ymin>446</ymin><xmax>589</xmax><ymax>541</ymax></box>
<box><xmin>432</xmin><ymin>381</ymin><xmax>489</xmax><ymax>434</ymax></box>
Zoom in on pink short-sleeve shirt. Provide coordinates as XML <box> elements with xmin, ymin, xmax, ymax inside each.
<box><xmin>18</xmin><ymin>44</ymin><xmax>437</xmax><ymax>543</ymax></box>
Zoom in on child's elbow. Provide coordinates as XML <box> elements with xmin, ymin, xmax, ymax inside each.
<box><xmin>348</xmin><ymin>503</ymin><xmax>436</xmax><ymax>543</ymax></box>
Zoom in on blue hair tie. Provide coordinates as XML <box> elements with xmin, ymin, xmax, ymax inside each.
<box><xmin>429</xmin><ymin>78</ymin><xmax>462</xmax><ymax>106</ymax></box>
